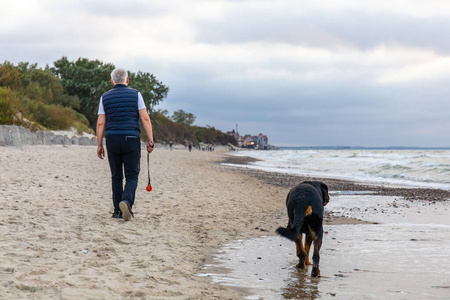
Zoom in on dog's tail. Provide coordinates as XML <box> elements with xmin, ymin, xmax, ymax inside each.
<box><xmin>276</xmin><ymin>202</ymin><xmax>310</xmax><ymax>241</ymax></box>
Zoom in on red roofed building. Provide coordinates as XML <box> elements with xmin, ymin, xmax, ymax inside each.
<box><xmin>227</xmin><ymin>128</ymin><xmax>269</xmax><ymax>149</ymax></box>
<box><xmin>258</xmin><ymin>133</ymin><xmax>268</xmax><ymax>148</ymax></box>
<box><xmin>226</xmin><ymin>129</ymin><xmax>242</xmax><ymax>146</ymax></box>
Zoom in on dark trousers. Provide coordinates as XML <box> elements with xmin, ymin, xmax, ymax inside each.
<box><xmin>106</xmin><ymin>135</ymin><xmax>141</xmax><ymax>213</ymax></box>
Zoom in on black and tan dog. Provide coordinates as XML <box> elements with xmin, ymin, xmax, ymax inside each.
<box><xmin>276</xmin><ymin>181</ymin><xmax>330</xmax><ymax>277</ymax></box>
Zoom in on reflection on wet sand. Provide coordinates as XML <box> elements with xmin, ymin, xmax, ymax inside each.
<box><xmin>200</xmin><ymin>195</ymin><xmax>450</xmax><ymax>299</ymax></box>
<box><xmin>281</xmin><ymin>270</ymin><xmax>320</xmax><ymax>300</ymax></box>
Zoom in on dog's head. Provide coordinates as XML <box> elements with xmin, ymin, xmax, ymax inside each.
<box><xmin>304</xmin><ymin>181</ymin><xmax>330</xmax><ymax>206</ymax></box>
<box><xmin>319</xmin><ymin>182</ymin><xmax>330</xmax><ymax>206</ymax></box>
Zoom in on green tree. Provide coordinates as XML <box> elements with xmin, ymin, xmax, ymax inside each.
<box><xmin>128</xmin><ymin>71</ymin><xmax>169</xmax><ymax>115</ymax></box>
<box><xmin>0</xmin><ymin>62</ymin><xmax>24</xmax><ymax>91</ymax></box>
<box><xmin>155</xmin><ymin>108</ymin><xmax>169</xmax><ymax>117</ymax></box>
<box><xmin>17</xmin><ymin>62</ymin><xmax>80</xmax><ymax>110</ymax></box>
<box><xmin>51</xmin><ymin>57</ymin><xmax>114</xmax><ymax>128</ymax></box>
<box><xmin>171</xmin><ymin>109</ymin><xmax>196</xmax><ymax>126</ymax></box>
<box><xmin>52</xmin><ymin>58</ymin><xmax>169</xmax><ymax>130</ymax></box>
<box><xmin>0</xmin><ymin>87</ymin><xmax>22</xmax><ymax>125</ymax></box>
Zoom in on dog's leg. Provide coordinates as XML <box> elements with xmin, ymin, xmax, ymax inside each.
<box><xmin>304</xmin><ymin>233</ymin><xmax>313</xmax><ymax>266</ymax></box>
<box><xmin>311</xmin><ymin>229</ymin><xmax>323</xmax><ymax>277</ymax></box>
<box><xmin>295</xmin><ymin>233</ymin><xmax>307</xmax><ymax>269</ymax></box>
<box><xmin>304</xmin><ymin>206</ymin><xmax>313</xmax><ymax>266</ymax></box>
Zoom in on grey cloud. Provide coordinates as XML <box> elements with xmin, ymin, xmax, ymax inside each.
<box><xmin>3</xmin><ymin>1</ymin><xmax>450</xmax><ymax>147</ymax></box>
<box><xmin>156</xmin><ymin>61</ymin><xmax>450</xmax><ymax>147</ymax></box>
<box><xmin>73</xmin><ymin>0</ymin><xmax>166</xmax><ymax>17</ymax></box>
<box><xmin>195</xmin><ymin>9</ymin><xmax>450</xmax><ymax>53</ymax></box>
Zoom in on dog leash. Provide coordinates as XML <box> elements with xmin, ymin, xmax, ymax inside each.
<box><xmin>146</xmin><ymin>153</ymin><xmax>152</xmax><ymax>192</ymax></box>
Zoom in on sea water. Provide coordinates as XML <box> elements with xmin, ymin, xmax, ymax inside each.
<box><xmin>225</xmin><ymin>148</ymin><xmax>450</xmax><ymax>190</ymax></box>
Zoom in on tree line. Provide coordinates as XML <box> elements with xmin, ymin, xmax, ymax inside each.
<box><xmin>0</xmin><ymin>58</ymin><xmax>236</xmax><ymax>146</ymax></box>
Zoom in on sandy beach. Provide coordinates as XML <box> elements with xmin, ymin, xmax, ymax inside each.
<box><xmin>0</xmin><ymin>145</ymin><xmax>449</xmax><ymax>299</ymax></box>
<box><xmin>0</xmin><ymin>145</ymin><xmax>289</xmax><ymax>299</ymax></box>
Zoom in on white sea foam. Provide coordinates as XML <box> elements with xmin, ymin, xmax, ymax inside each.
<box><xmin>229</xmin><ymin>149</ymin><xmax>450</xmax><ymax>190</ymax></box>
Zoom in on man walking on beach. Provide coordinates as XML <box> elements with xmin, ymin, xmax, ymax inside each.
<box><xmin>96</xmin><ymin>68</ymin><xmax>155</xmax><ymax>221</ymax></box>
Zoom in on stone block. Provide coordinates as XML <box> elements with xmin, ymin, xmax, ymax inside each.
<box><xmin>18</xmin><ymin>127</ymin><xmax>33</xmax><ymax>145</ymax></box>
<box><xmin>2</xmin><ymin>125</ymin><xmax>21</xmax><ymax>147</ymax></box>
<box><xmin>32</xmin><ymin>131</ymin><xmax>43</xmax><ymax>145</ymax></box>
<box><xmin>0</xmin><ymin>126</ymin><xmax>5</xmax><ymax>146</ymax></box>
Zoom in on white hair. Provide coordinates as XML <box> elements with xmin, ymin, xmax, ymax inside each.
<box><xmin>111</xmin><ymin>68</ymin><xmax>128</xmax><ymax>84</ymax></box>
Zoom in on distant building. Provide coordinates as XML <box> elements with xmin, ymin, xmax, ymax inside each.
<box><xmin>256</xmin><ymin>133</ymin><xmax>268</xmax><ymax>149</ymax></box>
<box><xmin>226</xmin><ymin>129</ymin><xmax>239</xmax><ymax>140</ymax></box>
<box><xmin>226</xmin><ymin>129</ymin><xmax>242</xmax><ymax>146</ymax></box>
<box><xmin>242</xmin><ymin>135</ymin><xmax>255</xmax><ymax>148</ymax></box>
<box><xmin>227</xmin><ymin>128</ymin><xmax>270</xmax><ymax>149</ymax></box>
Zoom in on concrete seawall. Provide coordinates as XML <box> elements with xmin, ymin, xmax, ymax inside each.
<box><xmin>0</xmin><ymin>125</ymin><xmax>97</xmax><ymax>147</ymax></box>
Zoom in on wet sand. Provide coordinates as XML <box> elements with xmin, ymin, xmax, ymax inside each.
<box><xmin>201</xmin><ymin>219</ymin><xmax>450</xmax><ymax>299</ymax></box>
<box><xmin>0</xmin><ymin>146</ymin><xmax>449</xmax><ymax>299</ymax></box>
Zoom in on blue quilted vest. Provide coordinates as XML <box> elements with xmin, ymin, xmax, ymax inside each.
<box><xmin>102</xmin><ymin>84</ymin><xmax>140</xmax><ymax>137</ymax></box>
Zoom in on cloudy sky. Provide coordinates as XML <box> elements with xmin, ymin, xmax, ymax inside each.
<box><xmin>2</xmin><ymin>0</ymin><xmax>450</xmax><ymax>147</ymax></box>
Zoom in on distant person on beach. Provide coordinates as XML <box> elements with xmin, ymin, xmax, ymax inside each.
<box><xmin>96</xmin><ymin>68</ymin><xmax>155</xmax><ymax>221</ymax></box>
<box><xmin>169</xmin><ymin>140</ymin><xmax>173</xmax><ymax>151</ymax></box>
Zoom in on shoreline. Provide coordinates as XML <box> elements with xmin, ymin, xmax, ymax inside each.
<box><xmin>220</xmin><ymin>154</ymin><xmax>450</xmax><ymax>202</ymax></box>
<box><xmin>219</xmin><ymin>153</ymin><xmax>450</xmax><ymax>227</ymax></box>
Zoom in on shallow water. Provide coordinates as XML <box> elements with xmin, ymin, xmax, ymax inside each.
<box><xmin>199</xmin><ymin>196</ymin><xmax>450</xmax><ymax>299</ymax></box>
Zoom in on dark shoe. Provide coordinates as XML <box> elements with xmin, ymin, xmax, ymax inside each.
<box><xmin>119</xmin><ymin>201</ymin><xmax>134</xmax><ymax>221</ymax></box>
<box><xmin>111</xmin><ymin>211</ymin><xmax>122</xmax><ymax>219</ymax></box>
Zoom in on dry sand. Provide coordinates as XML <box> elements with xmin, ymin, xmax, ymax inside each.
<box><xmin>1</xmin><ymin>146</ymin><xmax>447</xmax><ymax>299</ymax></box>
<box><xmin>0</xmin><ymin>145</ymin><xmax>293</xmax><ymax>299</ymax></box>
